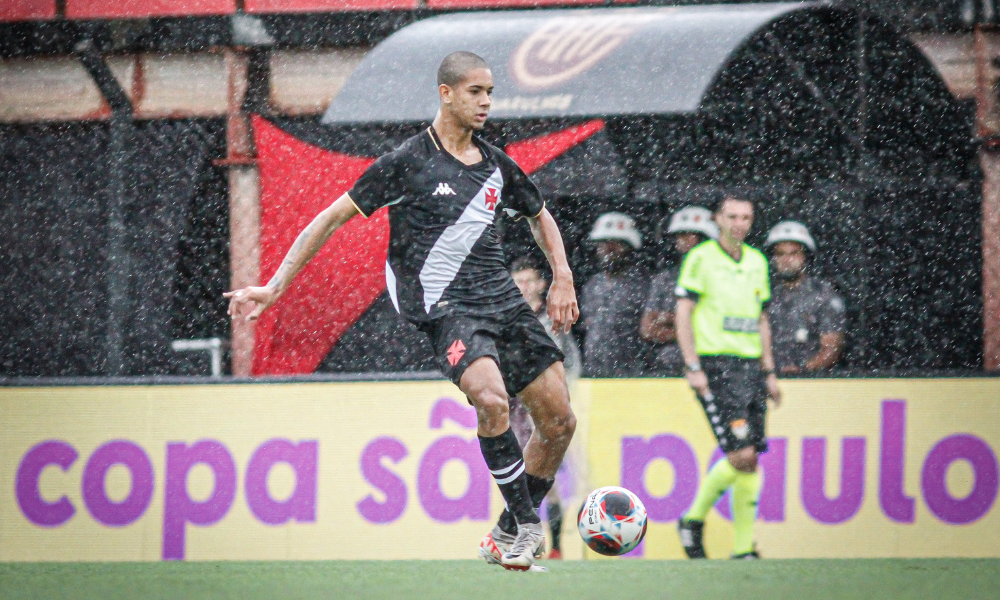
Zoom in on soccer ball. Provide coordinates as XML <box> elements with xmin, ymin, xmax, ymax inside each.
<box><xmin>577</xmin><ymin>486</ymin><xmax>648</xmax><ymax>556</ymax></box>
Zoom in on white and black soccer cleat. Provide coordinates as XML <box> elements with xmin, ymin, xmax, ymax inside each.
<box><xmin>501</xmin><ymin>522</ymin><xmax>545</xmax><ymax>571</ymax></box>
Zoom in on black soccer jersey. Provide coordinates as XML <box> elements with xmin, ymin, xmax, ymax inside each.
<box><xmin>348</xmin><ymin>127</ymin><xmax>545</xmax><ymax>324</ymax></box>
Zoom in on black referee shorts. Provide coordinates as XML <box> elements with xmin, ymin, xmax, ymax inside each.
<box><xmin>419</xmin><ymin>303</ymin><xmax>565</xmax><ymax>397</ymax></box>
<box><xmin>697</xmin><ymin>356</ymin><xmax>769</xmax><ymax>453</ymax></box>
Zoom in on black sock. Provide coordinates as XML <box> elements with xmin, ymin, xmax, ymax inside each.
<box><xmin>548</xmin><ymin>500</ymin><xmax>563</xmax><ymax>551</ymax></box>
<box><xmin>497</xmin><ymin>473</ymin><xmax>554</xmax><ymax>535</ymax></box>
<box><xmin>480</xmin><ymin>429</ymin><xmax>539</xmax><ymax>527</ymax></box>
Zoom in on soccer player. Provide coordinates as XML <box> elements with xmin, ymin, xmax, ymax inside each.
<box><xmin>225</xmin><ymin>51</ymin><xmax>578</xmax><ymax>572</ymax></box>
<box><xmin>674</xmin><ymin>194</ymin><xmax>782</xmax><ymax>559</ymax></box>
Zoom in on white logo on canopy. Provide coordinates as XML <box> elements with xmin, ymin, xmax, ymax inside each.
<box><xmin>510</xmin><ymin>14</ymin><xmax>659</xmax><ymax>90</ymax></box>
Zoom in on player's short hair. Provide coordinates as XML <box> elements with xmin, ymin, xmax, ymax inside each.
<box><xmin>438</xmin><ymin>51</ymin><xmax>490</xmax><ymax>87</ymax></box>
<box><xmin>710</xmin><ymin>191</ymin><xmax>755</xmax><ymax>214</ymax></box>
<box><xmin>511</xmin><ymin>255</ymin><xmax>546</xmax><ymax>277</ymax></box>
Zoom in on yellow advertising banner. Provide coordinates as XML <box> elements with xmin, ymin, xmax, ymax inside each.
<box><xmin>0</xmin><ymin>378</ymin><xmax>998</xmax><ymax>562</ymax></box>
<box><xmin>586</xmin><ymin>378</ymin><xmax>1000</xmax><ymax>559</ymax></box>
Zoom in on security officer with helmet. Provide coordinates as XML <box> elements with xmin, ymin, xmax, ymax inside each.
<box><xmin>764</xmin><ymin>221</ymin><xmax>846</xmax><ymax>374</ymax></box>
<box><xmin>580</xmin><ymin>212</ymin><xmax>652</xmax><ymax>377</ymax></box>
<box><xmin>641</xmin><ymin>206</ymin><xmax>720</xmax><ymax>373</ymax></box>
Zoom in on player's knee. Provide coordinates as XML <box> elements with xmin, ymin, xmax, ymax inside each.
<box><xmin>472</xmin><ymin>390</ymin><xmax>509</xmax><ymax>429</ymax></box>
<box><xmin>727</xmin><ymin>447</ymin><xmax>758</xmax><ymax>473</ymax></box>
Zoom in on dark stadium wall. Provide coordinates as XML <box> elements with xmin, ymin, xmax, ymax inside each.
<box><xmin>0</xmin><ymin>119</ymin><xmax>228</xmax><ymax>376</ymax></box>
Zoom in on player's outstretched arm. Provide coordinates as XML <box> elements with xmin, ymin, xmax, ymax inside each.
<box><xmin>527</xmin><ymin>207</ymin><xmax>578</xmax><ymax>333</ymax></box>
<box><xmin>225</xmin><ymin>193</ymin><xmax>360</xmax><ymax>322</ymax></box>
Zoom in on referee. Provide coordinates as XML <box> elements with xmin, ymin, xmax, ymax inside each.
<box><xmin>674</xmin><ymin>193</ymin><xmax>781</xmax><ymax>560</ymax></box>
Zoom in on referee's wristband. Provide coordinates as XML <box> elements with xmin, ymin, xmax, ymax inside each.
<box><xmin>761</xmin><ymin>368</ymin><xmax>776</xmax><ymax>376</ymax></box>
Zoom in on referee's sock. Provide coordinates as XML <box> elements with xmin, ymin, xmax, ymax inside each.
<box><xmin>496</xmin><ymin>474</ymin><xmax>554</xmax><ymax>535</ymax></box>
<box><xmin>732</xmin><ymin>470</ymin><xmax>762</xmax><ymax>555</ymax></box>
<box><xmin>480</xmin><ymin>429</ymin><xmax>540</xmax><ymax>527</ymax></box>
<box><xmin>684</xmin><ymin>458</ymin><xmax>739</xmax><ymax>522</ymax></box>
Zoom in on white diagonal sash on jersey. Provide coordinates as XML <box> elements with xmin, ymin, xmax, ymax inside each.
<box><xmin>385</xmin><ymin>260</ymin><xmax>400</xmax><ymax>313</ymax></box>
<box><xmin>419</xmin><ymin>167</ymin><xmax>504</xmax><ymax>313</ymax></box>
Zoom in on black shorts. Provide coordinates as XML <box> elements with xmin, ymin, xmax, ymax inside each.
<box><xmin>697</xmin><ymin>356</ymin><xmax>769</xmax><ymax>453</ymax></box>
<box><xmin>419</xmin><ymin>303</ymin><xmax>565</xmax><ymax>397</ymax></box>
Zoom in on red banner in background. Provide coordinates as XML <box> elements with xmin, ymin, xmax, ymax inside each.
<box><xmin>246</xmin><ymin>0</ymin><xmax>418</xmax><ymax>13</ymax></box>
<box><xmin>0</xmin><ymin>0</ymin><xmax>56</xmax><ymax>21</ymax></box>
<box><xmin>505</xmin><ymin>119</ymin><xmax>604</xmax><ymax>175</ymax></box>
<box><xmin>65</xmin><ymin>0</ymin><xmax>235</xmax><ymax>19</ymax></box>
<box><xmin>251</xmin><ymin>117</ymin><xmax>385</xmax><ymax>375</ymax></box>
<box><xmin>426</xmin><ymin>0</ymin><xmax>604</xmax><ymax>8</ymax></box>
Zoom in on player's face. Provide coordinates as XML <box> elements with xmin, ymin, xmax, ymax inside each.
<box><xmin>674</xmin><ymin>232</ymin><xmax>702</xmax><ymax>255</ymax></box>
<box><xmin>513</xmin><ymin>268</ymin><xmax>548</xmax><ymax>310</ymax></box>
<box><xmin>596</xmin><ymin>240</ymin><xmax>631</xmax><ymax>272</ymax></box>
<box><xmin>714</xmin><ymin>199</ymin><xmax>754</xmax><ymax>244</ymax></box>
<box><xmin>771</xmin><ymin>241</ymin><xmax>807</xmax><ymax>279</ymax></box>
<box><xmin>441</xmin><ymin>68</ymin><xmax>494</xmax><ymax>131</ymax></box>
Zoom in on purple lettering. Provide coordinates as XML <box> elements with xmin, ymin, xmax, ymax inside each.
<box><xmin>758</xmin><ymin>438</ymin><xmax>787</xmax><ymax>522</ymax></box>
<box><xmin>429</xmin><ymin>397</ymin><xmax>477</xmax><ymax>429</ymax></box>
<box><xmin>82</xmin><ymin>440</ymin><xmax>154</xmax><ymax>527</ymax></box>
<box><xmin>162</xmin><ymin>440</ymin><xmax>237</xmax><ymax>561</ymax></box>
<box><xmin>620</xmin><ymin>435</ymin><xmax>698</xmax><ymax>523</ymax></box>
<box><xmin>707</xmin><ymin>439</ymin><xmax>786</xmax><ymax>522</ymax></box>
<box><xmin>880</xmin><ymin>400</ymin><xmax>915</xmax><ymax>523</ymax></box>
<box><xmin>417</xmin><ymin>436</ymin><xmax>490</xmax><ymax>523</ymax></box>
<box><xmin>15</xmin><ymin>440</ymin><xmax>77</xmax><ymax>527</ymax></box>
<box><xmin>245</xmin><ymin>439</ymin><xmax>318</xmax><ymax>525</ymax></box>
<box><xmin>357</xmin><ymin>437</ymin><xmax>408</xmax><ymax>524</ymax></box>
<box><xmin>801</xmin><ymin>437</ymin><xmax>866</xmax><ymax>524</ymax></box>
<box><xmin>921</xmin><ymin>434</ymin><xmax>999</xmax><ymax>525</ymax></box>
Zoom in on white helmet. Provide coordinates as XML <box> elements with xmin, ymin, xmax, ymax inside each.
<box><xmin>765</xmin><ymin>221</ymin><xmax>816</xmax><ymax>253</ymax></box>
<box><xmin>589</xmin><ymin>212</ymin><xmax>642</xmax><ymax>249</ymax></box>
<box><xmin>667</xmin><ymin>206</ymin><xmax>719</xmax><ymax>240</ymax></box>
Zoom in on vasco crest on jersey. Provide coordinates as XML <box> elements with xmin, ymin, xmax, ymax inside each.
<box><xmin>485</xmin><ymin>187</ymin><xmax>499</xmax><ymax>211</ymax></box>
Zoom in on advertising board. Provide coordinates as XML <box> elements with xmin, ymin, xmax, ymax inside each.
<box><xmin>1</xmin><ymin>378</ymin><xmax>997</xmax><ymax>561</ymax></box>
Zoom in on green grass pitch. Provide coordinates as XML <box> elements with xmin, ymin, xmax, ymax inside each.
<box><xmin>1</xmin><ymin>559</ymin><xmax>997</xmax><ymax>600</ymax></box>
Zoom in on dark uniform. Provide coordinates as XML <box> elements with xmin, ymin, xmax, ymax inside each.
<box><xmin>768</xmin><ymin>275</ymin><xmax>846</xmax><ymax>371</ymax></box>
<box><xmin>643</xmin><ymin>265</ymin><xmax>684</xmax><ymax>373</ymax></box>
<box><xmin>580</xmin><ymin>271</ymin><xmax>650</xmax><ymax>377</ymax></box>
<box><xmin>348</xmin><ymin>127</ymin><xmax>563</xmax><ymax>395</ymax></box>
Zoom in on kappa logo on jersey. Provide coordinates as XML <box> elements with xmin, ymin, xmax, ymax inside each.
<box><xmin>485</xmin><ymin>188</ymin><xmax>499</xmax><ymax>210</ymax></box>
<box><xmin>432</xmin><ymin>182</ymin><xmax>456</xmax><ymax>196</ymax></box>
<box><xmin>446</xmin><ymin>339</ymin><xmax>467</xmax><ymax>366</ymax></box>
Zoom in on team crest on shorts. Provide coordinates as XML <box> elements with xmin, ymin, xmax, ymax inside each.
<box><xmin>731</xmin><ymin>419</ymin><xmax>749</xmax><ymax>440</ymax></box>
<box><xmin>446</xmin><ymin>340</ymin><xmax>466</xmax><ymax>366</ymax></box>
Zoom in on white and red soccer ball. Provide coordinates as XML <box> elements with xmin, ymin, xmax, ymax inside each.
<box><xmin>577</xmin><ymin>486</ymin><xmax>648</xmax><ymax>556</ymax></box>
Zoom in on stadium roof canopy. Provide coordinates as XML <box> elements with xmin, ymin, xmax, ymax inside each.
<box><xmin>323</xmin><ymin>2</ymin><xmax>817</xmax><ymax>123</ymax></box>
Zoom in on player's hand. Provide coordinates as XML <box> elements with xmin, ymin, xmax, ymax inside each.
<box><xmin>684</xmin><ymin>370</ymin><xmax>709</xmax><ymax>397</ymax></box>
<box><xmin>766</xmin><ymin>373</ymin><xmax>782</xmax><ymax>407</ymax></box>
<box><xmin>547</xmin><ymin>277</ymin><xmax>579</xmax><ymax>334</ymax></box>
<box><xmin>780</xmin><ymin>364</ymin><xmax>801</xmax><ymax>375</ymax></box>
<box><xmin>224</xmin><ymin>285</ymin><xmax>280</xmax><ymax>322</ymax></box>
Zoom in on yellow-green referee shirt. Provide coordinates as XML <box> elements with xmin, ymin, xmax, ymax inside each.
<box><xmin>676</xmin><ymin>240</ymin><xmax>771</xmax><ymax>359</ymax></box>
